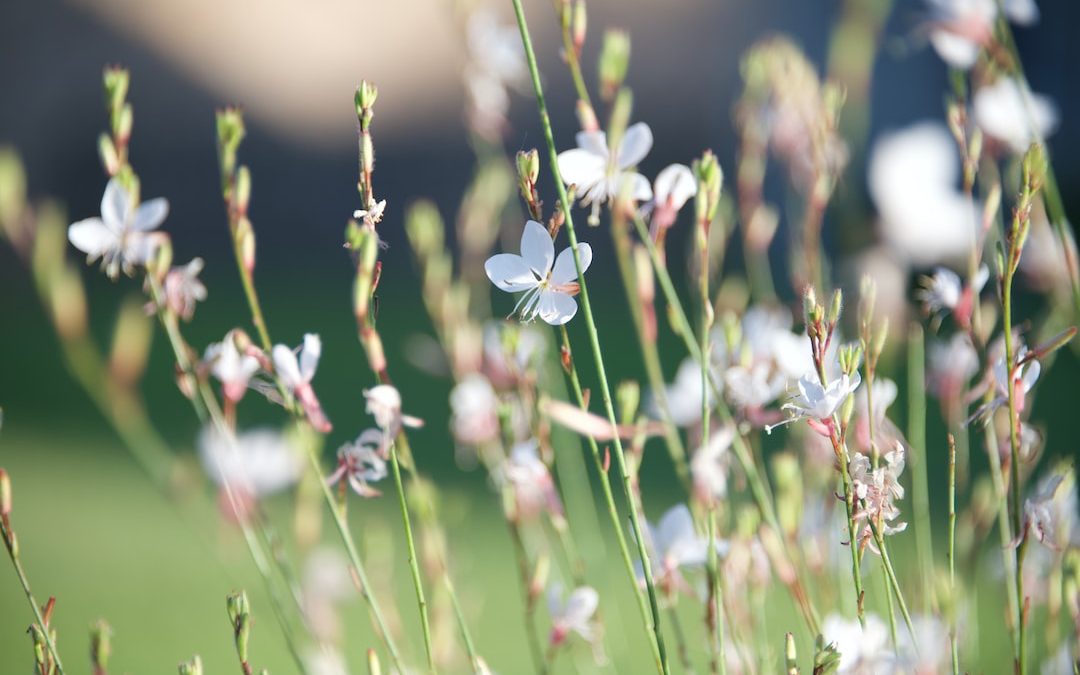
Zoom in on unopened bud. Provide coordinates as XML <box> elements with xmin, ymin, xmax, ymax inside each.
<box><xmin>234</xmin><ymin>216</ymin><xmax>256</xmax><ymax>273</ymax></box>
<box><xmin>575</xmin><ymin>99</ymin><xmax>599</xmax><ymax>132</ymax></box>
<box><xmin>693</xmin><ymin>150</ymin><xmax>723</xmax><ymax>226</ymax></box>
<box><xmin>616</xmin><ymin>380</ymin><xmax>640</xmax><ymax>423</ymax></box>
<box><xmin>1031</xmin><ymin>326</ymin><xmax>1077</xmax><ymax>360</ymax></box>
<box><xmin>872</xmin><ymin>319</ymin><xmax>889</xmax><ymax>358</ymax></box>
<box><xmin>0</xmin><ymin>148</ymin><xmax>27</xmax><ymax>242</ymax></box>
<box><xmin>802</xmin><ymin>286</ymin><xmax>818</xmax><ymax>327</ymax></box>
<box><xmin>405</xmin><ymin>201</ymin><xmax>445</xmax><ymax>259</ymax></box>
<box><xmin>98</xmin><ymin>134</ymin><xmax>120</xmax><ymax>176</ymax></box>
<box><xmin>50</xmin><ymin>267</ymin><xmax>88</xmax><ymax>340</ymax></box>
<box><xmin>1022</xmin><ymin>142</ymin><xmax>1047</xmax><ymax>194</ymax></box>
<box><xmin>572</xmin><ymin>0</ymin><xmax>587</xmax><ymax>52</ymax></box>
<box><xmin>366</xmin><ymin>648</ymin><xmax>382</xmax><ymax>675</ymax></box>
<box><xmin>178</xmin><ymin>655</ymin><xmax>204</xmax><ymax>675</ymax></box>
<box><xmin>516</xmin><ymin>149</ymin><xmax>540</xmax><ymax>186</ymax></box>
<box><xmin>103</xmin><ymin>66</ymin><xmax>130</xmax><ymax>118</ymax></box>
<box><xmin>356</xmin><ymin>81</ymin><xmax>379</xmax><ymax>114</ymax></box>
<box><xmin>0</xmin><ymin>468</ymin><xmax>11</xmax><ymax>516</ymax></box>
<box><xmin>226</xmin><ymin>591</ymin><xmax>252</xmax><ymax>664</ymax></box>
<box><xmin>235</xmin><ymin>166</ymin><xmax>251</xmax><ymax>215</ymax></box>
<box><xmin>598</xmin><ymin>30</ymin><xmax>630</xmax><ymax>101</ymax></box>
<box><xmin>116</xmin><ymin>103</ymin><xmax>134</xmax><ymax>143</ymax></box>
<box><xmin>529</xmin><ymin>554</ymin><xmax>550</xmax><ymax>604</ymax></box>
<box><xmin>215</xmin><ymin>108</ymin><xmax>246</xmax><ymax>179</ymax></box>
<box><xmin>110</xmin><ymin>297</ymin><xmax>153</xmax><ymax>385</ymax></box>
<box><xmin>827</xmin><ymin>288</ymin><xmax>843</xmax><ymax>326</ymax></box>
<box><xmin>90</xmin><ymin>619</ymin><xmax>113</xmax><ymax>673</ymax></box>
<box><xmin>144</xmin><ymin>233</ymin><xmax>173</xmax><ymax>281</ymax></box>
<box><xmin>785</xmin><ymin>632</ymin><xmax>799</xmax><ymax>674</ymax></box>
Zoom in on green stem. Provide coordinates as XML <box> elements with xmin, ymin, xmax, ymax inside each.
<box><xmin>389</xmin><ymin>442</ymin><xmax>437</xmax><ymax>674</ymax></box>
<box><xmin>869</xmin><ymin>520</ymin><xmax>917</xmax><ymax>647</ymax></box>
<box><xmin>511</xmin><ymin>2</ymin><xmax>669</xmax><ymax>671</ymax></box>
<box><xmin>948</xmin><ymin>434</ymin><xmax>960</xmax><ymax>675</ymax></box>
<box><xmin>1003</xmin><ymin>270</ymin><xmax>1026</xmax><ymax>675</ymax></box>
<box><xmin>706</xmin><ymin>509</ymin><xmax>727</xmax><ymax>675</ymax></box>
<box><xmin>0</xmin><ymin>518</ymin><xmax>66</xmax><ymax>675</ymax></box>
<box><xmin>907</xmin><ymin>323</ymin><xmax>934</xmax><ymax>612</ymax></box>
<box><xmin>507</xmin><ymin>519</ymin><xmax>548</xmax><ymax>675</ymax></box>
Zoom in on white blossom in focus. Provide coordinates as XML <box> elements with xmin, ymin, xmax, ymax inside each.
<box><xmin>557</xmin><ymin>122</ymin><xmax>654</xmax><ymax>221</ymax></box>
<box><xmin>485</xmin><ymin>220</ymin><xmax>592</xmax><ymax>325</ymax></box>
<box><xmin>68</xmin><ymin>178</ymin><xmax>169</xmax><ymax>279</ymax></box>
<box><xmin>766</xmin><ymin>371</ymin><xmax>861</xmax><ymax>434</ymax></box>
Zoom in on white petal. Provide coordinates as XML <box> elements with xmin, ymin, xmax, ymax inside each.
<box><xmin>485</xmin><ymin>253</ymin><xmax>537</xmax><ymax>292</ymax></box>
<box><xmin>653</xmin><ymin>164</ymin><xmax>697</xmax><ymax>208</ymax></box>
<box><xmin>616</xmin><ymin>122</ymin><xmax>653</xmax><ymax>169</ymax></box>
<box><xmin>656</xmin><ymin>504</ymin><xmax>696</xmax><ymax>557</ymax></box>
<box><xmin>100</xmin><ymin>178</ymin><xmax>129</xmax><ymax>231</ymax></box>
<box><xmin>551</xmin><ymin>243</ymin><xmax>592</xmax><ymax>285</ymax></box>
<box><xmin>575</xmin><ymin>130</ymin><xmax>609</xmax><ymax>158</ymax></box>
<box><xmin>557</xmin><ymin>149</ymin><xmax>606</xmax><ymax>190</ymax></box>
<box><xmin>520</xmin><ymin>220</ymin><xmax>554</xmax><ymax>276</ymax></box>
<box><xmin>67</xmin><ymin>218</ymin><xmax>117</xmax><ymax>257</ymax></box>
<box><xmin>973</xmin><ymin>78</ymin><xmax>1058</xmax><ymax>153</ymax></box>
<box><xmin>1003</xmin><ymin>0</ymin><xmax>1039</xmax><ymax>25</ymax></box>
<box><xmin>564</xmin><ymin>587</ymin><xmax>599</xmax><ymax>623</ymax></box>
<box><xmin>625</xmin><ymin>172</ymin><xmax>654</xmax><ymax>202</ymax></box>
<box><xmin>272</xmin><ymin>344</ymin><xmax>303</xmax><ymax>389</ymax></box>
<box><xmin>300</xmin><ymin>334</ymin><xmax>322</xmax><ymax>382</ymax></box>
<box><xmin>133</xmin><ymin>197</ymin><xmax>169</xmax><ymax>231</ymax></box>
<box><xmin>929</xmin><ymin>30</ymin><xmax>981</xmax><ymax>70</ymax></box>
<box><xmin>537</xmin><ymin>291</ymin><xmax>578</xmax><ymax>325</ymax></box>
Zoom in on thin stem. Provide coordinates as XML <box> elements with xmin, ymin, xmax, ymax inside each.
<box><xmin>948</xmin><ymin>434</ymin><xmax>960</xmax><ymax>675</ymax></box>
<box><xmin>706</xmin><ymin>509</ymin><xmax>727</xmax><ymax>675</ymax></box>
<box><xmin>869</xmin><ymin>519</ymin><xmax>918</xmax><ymax>648</ymax></box>
<box><xmin>557</xmin><ymin>326</ymin><xmax>667</xmax><ymax>671</ymax></box>
<box><xmin>305</xmin><ymin>448</ymin><xmax>405</xmax><ymax>671</ymax></box>
<box><xmin>0</xmin><ymin>518</ymin><xmax>66</xmax><ymax>675</ymax></box>
<box><xmin>1002</xmin><ymin>254</ymin><xmax>1026</xmax><ymax>675</ymax></box>
<box><xmin>507</xmin><ymin>520</ymin><xmax>548</xmax><ymax>675</ymax></box>
<box><xmin>511</xmin><ymin>2</ymin><xmax>669</xmax><ymax>671</ymax></box>
<box><xmin>389</xmin><ymin>442</ymin><xmax>437</xmax><ymax>674</ymax></box>
<box><xmin>908</xmin><ymin>323</ymin><xmax>934</xmax><ymax>612</ymax></box>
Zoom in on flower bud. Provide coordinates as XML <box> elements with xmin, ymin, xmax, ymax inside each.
<box><xmin>598</xmin><ymin>30</ymin><xmax>630</xmax><ymax>101</ymax></box>
<box><xmin>516</xmin><ymin>148</ymin><xmax>540</xmax><ymax>187</ymax></box>
<box><xmin>616</xmin><ymin>380</ymin><xmax>640</xmax><ymax>424</ymax></box>
<box><xmin>0</xmin><ymin>468</ymin><xmax>11</xmax><ymax>517</ymax></box>
<box><xmin>98</xmin><ymin>134</ymin><xmax>120</xmax><ymax>177</ymax></box>
<box><xmin>90</xmin><ymin>619</ymin><xmax>113</xmax><ymax>673</ymax></box>
<box><xmin>802</xmin><ymin>286</ymin><xmax>818</xmax><ymax>327</ymax></box>
<box><xmin>572</xmin><ymin>0</ymin><xmax>587</xmax><ymax>52</ymax></box>
<box><xmin>1031</xmin><ymin>326</ymin><xmax>1077</xmax><ymax>360</ymax></box>
<box><xmin>178</xmin><ymin>655</ymin><xmax>204</xmax><ymax>675</ymax></box>
<box><xmin>367</xmin><ymin>648</ymin><xmax>382</xmax><ymax>675</ymax></box>
<box><xmin>215</xmin><ymin>108</ymin><xmax>246</xmax><ymax>179</ymax></box>
<box><xmin>405</xmin><ymin>200</ymin><xmax>445</xmax><ymax>259</ymax></box>
<box><xmin>235</xmin><ymin>166</ymin><xmax>252</xmax><ymax>215</ymax></box>
<box><xmin>529</xmin><ymin>554</ymin><xmax>550</xmax><ymax>604</ymax></box>
<box><xmin>785</xmin><ymin>632</ymin><xmax>798</xmax><ymax>675</ymax></box>
<box><xmin>693</xmin><ymin>150</ymin><xmax>723</xmax><ymax>227</ymax></box>
<box><xmin>226</xmin><ymin>591</ymin><xmax>252</xmax><ymax>664</ymax></box>
<box><xmin>827</xmin><ymin>288</ymin><xmax>843</xmax><ymax>327</ymax></box>
<box><xmin>116</xmin><ymin>103</ymin><xmax>134</xmax><ymax>144</ymax></box>
<box><xmin>234</xmin><ymin>216</ymin><xmax>256</xmax><ymax>273</ymax></box>
<box><xmin>1022</xmin><ymin>142</ymin><xmax>1047</xmax><ymax>194</ymax></box>
<box><xmin>50</xmin><ymin>267</ymin><xmax>88</xmax><ymax>341</ymax></box>
<box><xmin>575</xmin><ymin>99</ymin><xmax>599</xmax><ymax>133</ymax></box>
<box><xmin>110</xmin><ymin>297</ymin><xmax>153</xmax><ymax>386</ymax></box>
<box><xmin>356</xmin><ymin>81</ymin><xmax>379</xmax><ymax>116</ymax></box>
<box><xmin>103</xmin><ymin>66</ymin><xmax>130</xmax><ymax>118</ymax></box>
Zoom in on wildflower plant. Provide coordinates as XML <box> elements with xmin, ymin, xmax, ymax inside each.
<box><xmin>1</xmin><ymin>1</ymin><xmax>1079</xmax><ymax>674</ymax></box>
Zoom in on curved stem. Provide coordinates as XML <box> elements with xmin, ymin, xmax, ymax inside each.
<box><xmin>511</xmin><ymin>2</ymin><xmax>669</xmax><ymax>671</ymax></box>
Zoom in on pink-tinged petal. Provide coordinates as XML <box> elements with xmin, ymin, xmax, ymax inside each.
<box><xmin>67</xmin><ymin>218</ymin><xmax>117</xmax><ymax>257</ymax></box>
<box><xmin>656</xmin><ymin>504</ymin><xmax>697</xmax><ymax>557</ymax></box>
<box><xmin>100</xmin><ymin>178</ymin><xmax>129</xmax><ymax>231</ymax></box>
<box><xmin>616</xmin><ymin>122</ymin><xmax>653</xmax><ymax>169</ymax></box>
<box><xmin>272</xmin><ymin>344</ymin><xmax>303</xmax><ymax>389</ymax></box>
<box><xmin>537</xmin><ymin>290</ymin><xmax>578</xmax><ymax>325</ymax></box>
<box><xmin>520</xmin><ymin>219</ymin><xmax>554</xmax><ymax>276</ymax></box>
<box><xmin>574</xmin><ymin>130</ymin><xmax>609</xmax><ymax>158</ymax></box>
<box><xmin>551</xmin><ymin>242</ymin><xmax>592</xmax><ymax>285</ymax></box>
<box><xmin>557</xmin><ymin>149</ymin><xmax>605</xmax><ymax>189</ymax></box>
<box><xmin>653</xmin><ymin>164</ymin><xmax>697</xmax><ymax>208</ymax></box>
<box><xmin>133</xmin><ymin>197</ymin><xmax>169</xmax><ymax>231</ymax></box>
<box><xmin>564</xmin><ymin>587</ymin><xmax>599</xmax><ymax>624</ymax></box>
<box><xmin>300</xmin><ymin>334</ymin><xmax>322</xmax><ymax>382</ymax></box>
<box><xmin>485</xmin><ymin>253</ymin><xmax>536</xmax><ymax>292</ymax></box>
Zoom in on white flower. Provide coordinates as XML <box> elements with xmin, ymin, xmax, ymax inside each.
<box><xmin>925</xmin><ymin>0</ymin><xmax>1038</xmax><ymax>69</ymax></box>
<box><xmin>198</xmin><ymin>426</ymin><xmax>302</xmax><ymax>499</ymax></box>
<box><xmin>1019</xmin><ymin>469</ymin><xmax>1076</xmax><ymax>550</ymax></box>
<box><xmin>485</xmin><ymin>220</ymin><xmax>592</xmax><ymax>325</ymax></box>
<box><xmin>353</xmin><ymin>199</ymin><xmax>386</xmax><ymax>228</ymax></box>
<box><xmin>821</xmin><ymin>613</ymin><xmax>894</xmax><ymax>674</ymax></box>
<box><xmin>868</xmin><ymin>122</ymin><xmax>977</xmax><ymax>265</ymax></box>
<box><xmin>724</xmin><ymin>362</ymin><xmax>786</xmax><ymax>410</ymax></box>
<box><xmin>450</xmin><ymin>374</ymin><xmax>500</xmax><ymax>445</ymax></box>
<box><xmin>548</xmin><ymin>585</ymin><xmax>599</xmax><ymax>646</ymax></box>
<box><xmin>973</xmin><ymin>77</ymin><xmax>1059</xmax><ymax>154</ymax></box>
<box><xmin>855</xmin><ymin>377</ymin><xmax>898</xmax><ymax>423</ymax></box>
<box><xmin>162</xmin><ymin>258</ymin><xmax>207</xmax><ymax>321</ymax></box>
<box><xmin>68</xmin><ymin>178</ymin><xmax>169</xmax><ymax>279</ymax></box>
<box><xmin>691</xmin><ymin>425</ymin><xmax>734</xmax><ymax>503</ymax></box>
<box><xmin>327</xmin><ymin>429</ymin><xmax>387</xmax><ymax>498</ymax></box>
<box><xmin>970</xmin><ymin>348</ymin><xmax>1041</xmax><ymax>425</ymax></box>
<box><xmin>928</xmin><ymin>333</ymin><xmax>979</xmax><ymax>402</ymax></box>
<box><xmin>766</xmin><ymin>371</ymin><xmax>862</xmax><ymax>434</ymax></box>
<box><xmin>849</xmin><ymin>443</ymin><xmax>908</xmax><ymax>553</ymax></box>
<box><xmin>644</xmin><ymin>163</ymin><xmax>698</xmax><ymax>234</ymax></box>
<box><xmin>272</xmin><ymin>334</ymin><xmax>332</xmax><ymax>432</ymax></box>
<box><xmin>502</xmin><ymin>440</ymin><xmax>561</xmax><ymax>521</ymax></box>
<box><xmin>363</xmin><ymin>384</ymin><xmax>424</xmax><ymax>438</ymax></box>
<box><xmin>557</xmin><ymin>122</ymin><xmax>654</xmax><ymax>221</ymax></box>
<box><xmin>917</xmin><ymin>265</ymin><xmax>988</xmax><ymax>320</ymax></box>
<box><xmin>204</xmin><ymin>332</ymin><xmax>261</xmax><ymax>402</ymax></box>
<box><xmin>644</xmin><ymin>504</ymin><xmax>723</xmax><ymax>594</ymax></box>
<box><xmin>656</xmin><ymin>357</ymin><xmax>714</xmax><ymax>428</ymax></box>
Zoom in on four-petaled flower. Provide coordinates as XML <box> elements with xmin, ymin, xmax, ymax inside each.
<box><xmin>501</xmin><ymin>440</ymin><xmax>562</xmax><ymax>521</ymax></box>
<box><xmin>326</xmin><ymin>429</ymin><xmax>387</xmax><ymax>498</ymax></box>
<box><xmin>557</xmin><ymin>122</ymin><xmax>654</xmax><ymax>222</ymax></box>
<box><xmin>917</xmin><ymin>265</ymin><xmax>988</xmax><ymax>327</ymax></box>
<box><xmin>68</xmin><ymin>178</ymin><xmax>169</xmax><ymax>279</ymax></box>
<box><xmin>766</xmin><ymin>371</ymin><xmax>861</xmax><ymax>435</ymax></box>
<box><xmin>272</xmin><ymin>334</ymin><xmax>332</xmax><ymax>433</ymax></box>
<box><xmin>485</xmin><ymin>220</ymin><xmax>592</xmax><ymax>326</ymax></box>
<box><xmin>547</xmin><ymin>585</ymin><xmax>600</xmax><ymax>647</ymax></box>
<box><xmin>205</xmin><ymin>331</ymin><xmax>261</xmax><ymax>402</ymax></box>
<box><xmin>644</xmin><ymin>503</ymin><xmax>724</xmax><ymax>596</ymax></box>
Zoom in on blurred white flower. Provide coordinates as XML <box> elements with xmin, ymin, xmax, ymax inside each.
<box><xmin>464</xmin><ymin>10</ymin><xmax>526</xmax><ymax>138</ymax></box>
<box><xmin>766</xmin><ymin>372</ymin><xmax>861</xmax><ymax>435</ymax></box>
<box><xmin>1020</xmin><ymin>469</ymin><xmax>1077</xmax><ymax>550</ymax></box>
<box><xmin>68</xmin><ymin>178</ymin><xmax>169</xmax><ymax>279</ymax></box>
<box><xmin>850</xmin><ymin>443</ymin><xmax>908</xmax><ymax>553</ymax></box>
<box><xmin>304</xmin><ymin>648</ymin><xmax>348</xmax><ymax>675</ymax></box>
<box><xmin>691</xmin><ymin>425</ymin><xmax>733</xmax><ymax>503</ymax></box>
<box><xmin>928</xmin><ymin>333</ymin><xmax>979</xmax><ymax>403</ymax></box>
<box><xmin>485</xmin><ymin>220</ymin><xmax>592</xmax><ymax>325</ymax></box>
<box><xmin>502</xmin><ymin>440</ymin><xmax>562</xmax><ymax>521</ymax></box>
<box><xmin>822</xmin><ymin>613</ymin><xmax>894</xmax><ymax>674</ymax></box>
<box><xmin>273</xmin><ymin>334</ymin><xmax>332</xmax><ymax>433</ymax></box>
<box><xmin>326</xmin><ymin>429</ymin><xmax>387</xmax><ymax>498</ymax></box>
<box><xmin>925</xmin><ymin>0</ymin><xmax>1038</xmax><ymax>69</ymax></box>
<box><xmin>557</xmin><ymin>122</ymin><xmax>653</xmax><ymax>221</ymax></box>
<box><xmin>917</xmin><ymin>265</ymin><xmax>988</xmax><ymax>324</ymax></box>
<box><xmin>204</xmin><ymin>332</ymin><xmax>261</xmax><ymax>402</ymax></box>
<box><xmin>548</xmin><ymin>585</ymin><xmax>600</xmax><ymax>646</ymax></box>
<box><xmin>969</xmin><ymin>347</ymin><xmax>1041</xmax><ymax>424</ymax></box>
<box><xmin>724</xmin><ymin>362</ymin><xmax>786</xmax><ymax>411</ymax></box>
<box><xmin>198</xmin><ymin>426</ymin><xmax>302</xmax><ymax>499</ymax></box>
<box><xmin>162</xmin><ymin>258</ymin><xmax>207</xmax><ymax>321</ymax></box>
<box><xmin>644</xmin><ymin>504</ymin><xmax>723</xmax><ymax>594</ymax></box>
<box><xmin>868</xmin><ymin>122</ymin><xmax>977</xmax><ymax>265</ymax></box>
<box><xmin>973</xmin><ymin>77</ymin><xmax>1059</xmax><ymax>154</ymax></box>
<box><xmin>363</xmin><ymin>384</ymin><xmax>424</xmax><ymax>442</ymax></box>
<box><xmin>450</xmin><ymin>374</ymin><xmax>500</xmax><ymax>445</ymax></box>
<box><xmin>657</xmin><ymin>357</ymin><xmax>713</xmax><ymax>428</ymax></box>
<box><xmin>644</xmin><ymin>163</ymin><xmax>698</xmax><ymax>235</ymax></box>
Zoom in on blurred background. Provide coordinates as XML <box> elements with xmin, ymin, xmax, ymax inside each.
<box><xmin>1</xmin><ymin>0</ymin><xmax>1078</xmax><ymax>672</ymax></box>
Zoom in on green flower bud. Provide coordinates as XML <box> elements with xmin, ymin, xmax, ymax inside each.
<box><xmin>0</xmin><ymin>468</ymin><xmax>11</xmax><ymax>517</ymax></box>
<box><xmin>90</xmin><ymin>619</ymin><xmax>113</xmax><ymax>673</ymax></box>
<box><xmin>178</xmin><ymin>655</ymin><xmax>204</xmax><ymax>675</ymax></box>
<box><xmin>598</xmin><ymin>30</ymin><xmax>630</xmax><ymax>101</ymax></box>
